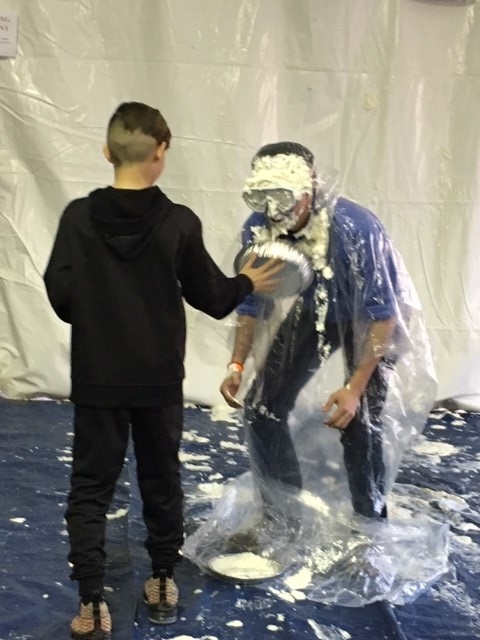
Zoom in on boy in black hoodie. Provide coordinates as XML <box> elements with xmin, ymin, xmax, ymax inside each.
<box><xmin>44</xmin><ymin>102</ymin><xmax>281</xmax><ymax>639</ymax></box>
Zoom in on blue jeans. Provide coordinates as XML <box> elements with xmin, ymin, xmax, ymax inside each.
<box><xmin>244</xmin><ymin>299</ymin><xmax>391</xmax><ymax>519</ymax></box>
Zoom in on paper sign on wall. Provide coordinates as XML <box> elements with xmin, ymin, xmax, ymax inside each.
<box><xmin>0</xmin><ymin>10</ymin><xmax>18</xmax><ymax>57</ymax></box>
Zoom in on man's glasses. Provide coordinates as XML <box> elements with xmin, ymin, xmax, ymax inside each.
<box><xmin>242</xmin><ymin>188</ymin><xmax>297</xmax><ymax>214</ymax></box>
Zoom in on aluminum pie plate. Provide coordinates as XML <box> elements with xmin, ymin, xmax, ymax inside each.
<box><xmin>207</xmin><ymin>552</ymin><xmax>284</xmax><ymax>584</ymax></box>
<box><xmin>234</xmin><ymin>240</ymin><xmax>314</xmax><ymax>298</ymax></box>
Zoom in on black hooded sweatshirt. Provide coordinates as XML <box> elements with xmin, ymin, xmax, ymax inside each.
<box><xmin>44</xmin><ymin>186</ymin><xmax>252</xmax><ymax>406</ymax></box>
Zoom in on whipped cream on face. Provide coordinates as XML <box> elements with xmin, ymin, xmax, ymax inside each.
<box><xmin>265</xmin><ymin>203</ymin><xmax>300</xmax><ymax>233</ymax></box>
<box><xmin>251</xmin><ymin>205</ymin><xmax>331</xmax><ymax>272</ymax></box>
<box><xmin>243</xmin><ymin>153</ymin><xmax>315</xmax><ymax>233</ymax></box>
<box><xmin>245</xmin><ymin>152</ymin><xmax>334</xmax><ymax>363</ymax></box>
<box><xmin>243</xmin><ymin>153</ymin><xmax>313</xmax><ymax>196</ymax></box>
<box><xmin>251</xmin><ymin>204</ymin><xmax>332</xmax><ymax>363</ymax></box>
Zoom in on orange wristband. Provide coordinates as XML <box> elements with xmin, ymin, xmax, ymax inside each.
<box><xmin>227</xmin><ymin>362</ymin><xmax>244</xmax><ymax>375</ymax></box>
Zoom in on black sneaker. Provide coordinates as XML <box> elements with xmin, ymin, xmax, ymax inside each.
<box><xmin>143</xmin><ymin>570</ymin><xmax>178</xmax><ymax>625</ymax></box>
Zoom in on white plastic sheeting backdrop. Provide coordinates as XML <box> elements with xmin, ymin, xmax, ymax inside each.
<box><xmin>0</xmin><ymin>0</ymin><xmax>479</xmax><ymax>405</ymax></box>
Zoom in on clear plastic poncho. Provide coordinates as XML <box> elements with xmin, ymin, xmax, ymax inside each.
<box><xmin>184</xmin><ymin>171</ymin><xmax>448</xmax><ymax>607</ymax></box>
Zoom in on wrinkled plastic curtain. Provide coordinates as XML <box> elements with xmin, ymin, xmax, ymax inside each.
<box><xmin>0</xmin><ymin>0</ymin><xmax>479</xmax><ymax>404</ymax></box>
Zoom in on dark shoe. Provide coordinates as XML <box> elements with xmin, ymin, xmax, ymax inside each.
<box><xmin>70</xmin><ymin>599</ymin><xmax>112</xmax><ymax>639</ymax></box>
<box><xmin>225</xmin><ymin>528</ymin><xmax>262</xmax><ymax>553</ymax></box>
<box><xmin>225</xmin><ymin>514</ymin><xmax>301</xmax><ymax>554</ymax></box>
<box><xmin>143</xmin><ymin>570</ymin><xmax>178</xmax><ymax>625</ymax></box>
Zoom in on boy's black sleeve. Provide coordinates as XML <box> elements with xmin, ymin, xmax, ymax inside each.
<box><xmin>43</xmin><ymin>211</ymin><xmax>73</xmax><ymax>324</ymax></box>
<box><xmin>177</xmin><ymin>215</ymin><xmax>253</xmax><ymax>319</ymax></box>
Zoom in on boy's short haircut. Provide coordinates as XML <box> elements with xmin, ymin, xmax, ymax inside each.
<box><xmin>106</xmin><ymin>102</ymin><xmax>172</xmax><ymax>166</ymax></box>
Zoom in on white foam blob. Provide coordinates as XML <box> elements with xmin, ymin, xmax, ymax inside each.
<box><xmin>209</xmin><ymin>552</ymin><xmax>283</xmax><ymax>581</ymax></box>
<box><xmin>412</xmin><ymin>441</ymin><xmax>458</xmax><ymax>457</ymax></box>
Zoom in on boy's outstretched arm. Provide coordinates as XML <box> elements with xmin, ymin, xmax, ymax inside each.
<box><xmin>178</xmin><ymin>215</ymin><xmax>282</xmax><ymax>319</ymax></box>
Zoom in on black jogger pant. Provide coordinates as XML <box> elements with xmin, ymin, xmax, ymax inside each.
<box><xmin>66</xmin><ymin>404</ymin><xmax>184</xmax><ymax>596</ymax></box>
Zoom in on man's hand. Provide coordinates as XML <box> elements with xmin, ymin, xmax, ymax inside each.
<box><xmin>322</xmin><ymin>386</ymin><xmax>360</xmax><ymax>430</ymax></box>
<box><xmin>322</xmin><ymin>318</ymin><xmax>395</xmax><ymax>430</ymax></box>
<box><xmin>220</xmin><ymin>372</ymin><xmax>243</xmax><ymax>408</ymax></box>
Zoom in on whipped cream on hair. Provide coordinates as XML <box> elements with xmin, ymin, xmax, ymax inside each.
<box><xmin>243</xmin><ymin>153</ymin><xmax>313</xmax><ymax>196</ymax></box>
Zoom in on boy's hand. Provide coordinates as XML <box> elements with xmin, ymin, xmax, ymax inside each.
<box><xmin>220</xmin><ymin>372</ymin><xmax>243</xmax><ymax>408</ymax></box>
<box><xmin>239</xmin><ymin>254</ymin><xmax>284</xmax><ymax>293</ymax></box>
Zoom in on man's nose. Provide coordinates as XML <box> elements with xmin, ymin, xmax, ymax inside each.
<box><xmin>266</xmin><ymin>197</ymin><xmax>278</xmax><ymax>213</ymax></box>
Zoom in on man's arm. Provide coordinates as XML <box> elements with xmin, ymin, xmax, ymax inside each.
<box><xmin>220</xmin><ymin>314</ymin><xmax>257</xmax><ymax>408</ymax></box>
<box><xmin>323</xmin><ymin>317</ymin><xmax>396</xmax><ymax>429</ymax></box>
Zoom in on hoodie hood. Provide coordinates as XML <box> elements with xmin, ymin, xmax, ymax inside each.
<box><xmin>89</xmin><ymin>186</ymin><xmax>168</xmax><ymax>260</ymax></box>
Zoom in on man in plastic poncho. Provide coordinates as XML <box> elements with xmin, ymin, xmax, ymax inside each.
<box><xmin>220</xmin><ymin>141</ymin><xmax>436</xmax><ymax>525</ymax></box>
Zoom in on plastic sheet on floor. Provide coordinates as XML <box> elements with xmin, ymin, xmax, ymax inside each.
<box><xmin>1</xmin><ymin>399</ymin><xmax>480</xmax><ymax>640</ymax></box>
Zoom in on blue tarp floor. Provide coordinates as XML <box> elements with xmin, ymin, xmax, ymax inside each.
<box><xmin>1</xmin><ymin>398</ymin><xmax>479</xmax><ymax>640</ymax></box>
